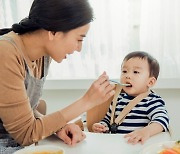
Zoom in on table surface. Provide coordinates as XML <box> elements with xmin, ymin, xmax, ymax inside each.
<box><xmin>39</xmin><ymin>132</ymin><xmax>171</xmax><ymax>154</ymax></box>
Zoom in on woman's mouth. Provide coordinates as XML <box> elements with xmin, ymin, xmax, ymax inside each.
<box><xmin>65</xmin><ymin>54</ymin><xmax>69</xmax><ymax>59</ymax></box>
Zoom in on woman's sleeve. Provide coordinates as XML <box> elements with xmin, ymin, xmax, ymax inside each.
<box><xmin>0</xmin><ymin>43</ymin><xmax>66</xmax><ymax>146</ymax></box>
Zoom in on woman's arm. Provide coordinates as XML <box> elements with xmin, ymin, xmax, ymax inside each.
<box><xmin>61</xmin><ymin>73</ymin><xmax>115</xmax><ymax>123</ymax></box>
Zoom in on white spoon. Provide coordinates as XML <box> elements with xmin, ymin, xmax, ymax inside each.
<box><xmin>109</xmin><ymin>79</ymin><xmax>131</xmax><ymax>87</ymax></box>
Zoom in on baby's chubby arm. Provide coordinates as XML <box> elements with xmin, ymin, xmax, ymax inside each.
<box><xmin>124</xmin><ymin>122</ymin><xmax>163</xmax><ymax>145</ymax></box>
<box><xmin>92</xmin><ymin>123</ymin><xmax>109</xmax><ymax>133</ymax></box>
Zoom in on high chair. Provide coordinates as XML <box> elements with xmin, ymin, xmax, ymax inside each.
<box><xmin>37</xmin><ymin>100</ymin><xmax>47</xmax><ymax>115</ymax></box>
<box><xmin>86</xmin><ymin>96</ymin><xmax>114</xmax><ymax>132</ymax></box>
<box><xmin>86</xmin><ymin>85</ymin><xmax>119</xmax><ymax>132</ymax></box>
<box><xmin>86</xmin><ymin>85</ymin><xmax>122</xmax><ymax>132</ymax></box>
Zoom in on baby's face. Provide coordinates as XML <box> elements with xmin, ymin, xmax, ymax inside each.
<box><xmin>120</xmin><ymin>57</ymin><xmax>152</xmax><ymax>96</ymax></box>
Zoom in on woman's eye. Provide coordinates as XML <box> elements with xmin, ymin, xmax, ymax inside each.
<box><xmin>134</xmin><ymin>71</ymin><xmax>139</xmax><ymax>74</ymax></box>
<box><xmin>122</xmin><ymin>70</ymin><xmax>127</xmax><ymax>73</ymax></box>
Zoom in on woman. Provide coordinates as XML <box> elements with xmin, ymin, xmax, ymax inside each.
<box><xmin>0</xmin><ymin>0</ymin><xmax>115</xmax><ymax>152</ymax></box>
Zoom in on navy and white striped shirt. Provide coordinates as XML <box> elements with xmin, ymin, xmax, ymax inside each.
<box><xmin>100</xmin><ymin>91</ymin><xmax>169</xmax><ymax>134</ymax></box>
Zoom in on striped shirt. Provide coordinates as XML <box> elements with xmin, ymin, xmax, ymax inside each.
<box><xmin>100</xmin><ymin>91</ymin><xmax>169</xmax><ymax>134</ymax></box>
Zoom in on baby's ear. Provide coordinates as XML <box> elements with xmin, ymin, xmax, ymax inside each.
<box><xmin>148</xmin><ymin>77</ymin><xmax>156</xmax><ymax>88</ymax></box>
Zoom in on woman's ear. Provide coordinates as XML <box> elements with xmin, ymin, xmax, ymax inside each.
<box><xmin>148</xmin><ymin>77</ymin><xmax>157</xmax><ymax>88</ymax></box>
<box><xmin>48</xmin><ymin>31</ymin><xmax>64</xmax><ymax>41</ymax></box>
<box><xmin>48</xmin><ymin>31</ymin><xmax>56</xmax><ymax>41</ymax></box>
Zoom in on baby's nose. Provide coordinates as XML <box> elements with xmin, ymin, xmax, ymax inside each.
<box><xmin>125</xmin><ymin>74</ymin><xmax>131</xmax><ymax>79</ymax></box>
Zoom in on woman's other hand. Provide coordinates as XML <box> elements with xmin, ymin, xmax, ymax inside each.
<box><xmin>92</xmin><ymin>123</ymin><xmax>108</xmax><ymax>133</ymax></box>
<box><xmin>84</xmin><ymin>72</ymin><xmax>115</xmax><ymax>108</ymax></box>
<box><xmin>56</xmin><ymin>123</ymin><xmax>86</xmax><ymax>146</ymax></box>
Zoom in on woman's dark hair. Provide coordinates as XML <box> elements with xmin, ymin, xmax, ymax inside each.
<box><xmin>122</xmin><ymin>51</ymin><xmax>160</xmax><ymax>79</ymax></box>
<box><xmin>0</xmin><ymin>0</ymin><xmax>93</xmax><ymax>35</ymax></box>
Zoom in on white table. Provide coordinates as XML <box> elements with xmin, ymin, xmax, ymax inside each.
<box><xmin>39</xmin><ymin>132</ymin><xmax>171</xmax><ymax>154</ymax></box>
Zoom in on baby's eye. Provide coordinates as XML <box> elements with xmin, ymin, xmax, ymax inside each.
<box><xmin>122</xmin><ymin>70</ymin><xmax>127</xmax><ymax>73</ymax></box>
<box><xmin>134</xmin><ymin>71</ymin><xmax>139</xmax><ymax>74</ymax></box>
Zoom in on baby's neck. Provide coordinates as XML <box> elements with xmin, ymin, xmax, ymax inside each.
<box><xmin>126</xmin><ymin>89</ymin><xmax>150</xmax><ymax>97</ymax></box>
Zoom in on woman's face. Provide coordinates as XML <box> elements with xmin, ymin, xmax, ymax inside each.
<box><xmin>46</xmin><ymin>24</ymin><xmax>90</xmax><ymax>63</ymax></box>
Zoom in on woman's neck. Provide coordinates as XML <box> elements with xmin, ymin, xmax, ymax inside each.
<box><xmin>19</xmin><ymin>30</ymin><xmax>47</xmax><ymax>62</ymax></box>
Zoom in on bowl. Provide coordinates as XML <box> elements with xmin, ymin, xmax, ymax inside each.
<box><xmin>14</xmin><ymin>145</ymin><xmax>65</xmax><ymax>154</ymax></box>
<box><xmin>140</xmin><ymin>141</ymin><xmax>177</xmax><ymax>154</ymax></box>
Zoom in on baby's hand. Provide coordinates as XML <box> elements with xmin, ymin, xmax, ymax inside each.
<box><xmin>124</xmin><ymin>128</ymin><xmax>150</xmax><ymax>145</ymax></box>
<box><xmin>92</xmin><ymin>123</ymin><xmax>108</xmax><ymax>133</ymax></box>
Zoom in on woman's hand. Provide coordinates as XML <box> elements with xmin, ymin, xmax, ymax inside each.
<box><xmin>83</xmin><ymin>72</ymin><xmax>115</xmax><ymax>109</ymax></box>
<box><xmin>92</xmin><ymin>123</ymin><xmax>109</xmax><ymax>133</ymax></box>
<box><xmin>56</xmin><ymin>123</ymin><xmax>86</xmax><ymax>146</ymax></box>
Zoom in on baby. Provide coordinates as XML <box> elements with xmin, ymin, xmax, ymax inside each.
<box><xmin>92</xmin><ymin>51</ymin><xmax>169</xmax><ymax>144</ymax></box>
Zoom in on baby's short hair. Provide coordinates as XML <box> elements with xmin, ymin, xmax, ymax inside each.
<box><xmin>123</xmin><ymin>51</ymin><xmax>160</xmax><ymax>79</ymax></box>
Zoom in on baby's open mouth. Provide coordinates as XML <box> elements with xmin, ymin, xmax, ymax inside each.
<box><xmin>126</xmin><ymin>82</ymin><xmax>132</xmax><ymax>87</ymax></box>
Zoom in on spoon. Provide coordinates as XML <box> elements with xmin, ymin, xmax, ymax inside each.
<box><xmin>109</xmin><ymin>79</ymin><xmax>131</xmax><ymax>87</ymax></box>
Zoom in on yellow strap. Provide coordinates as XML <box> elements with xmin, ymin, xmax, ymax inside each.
<box><xmin>115</xmin><ymin>91</ymin><xmax>149</xmax><ymax>125</ymax></box>
<box><xmin>110</xmin><ymin>84</ymin><xmax>123</xmax><ymax>125</ymax></box>
<box><xmin>110</xmin><ymin>88</ymin><xmax>149</xmax><ymax>125</ymax></box>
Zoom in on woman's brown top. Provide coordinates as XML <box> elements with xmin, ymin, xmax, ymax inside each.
<box><xmin>0</xmin><ymin>32</ymin><xmax>66</xmax><ymax>146</ymax></box>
